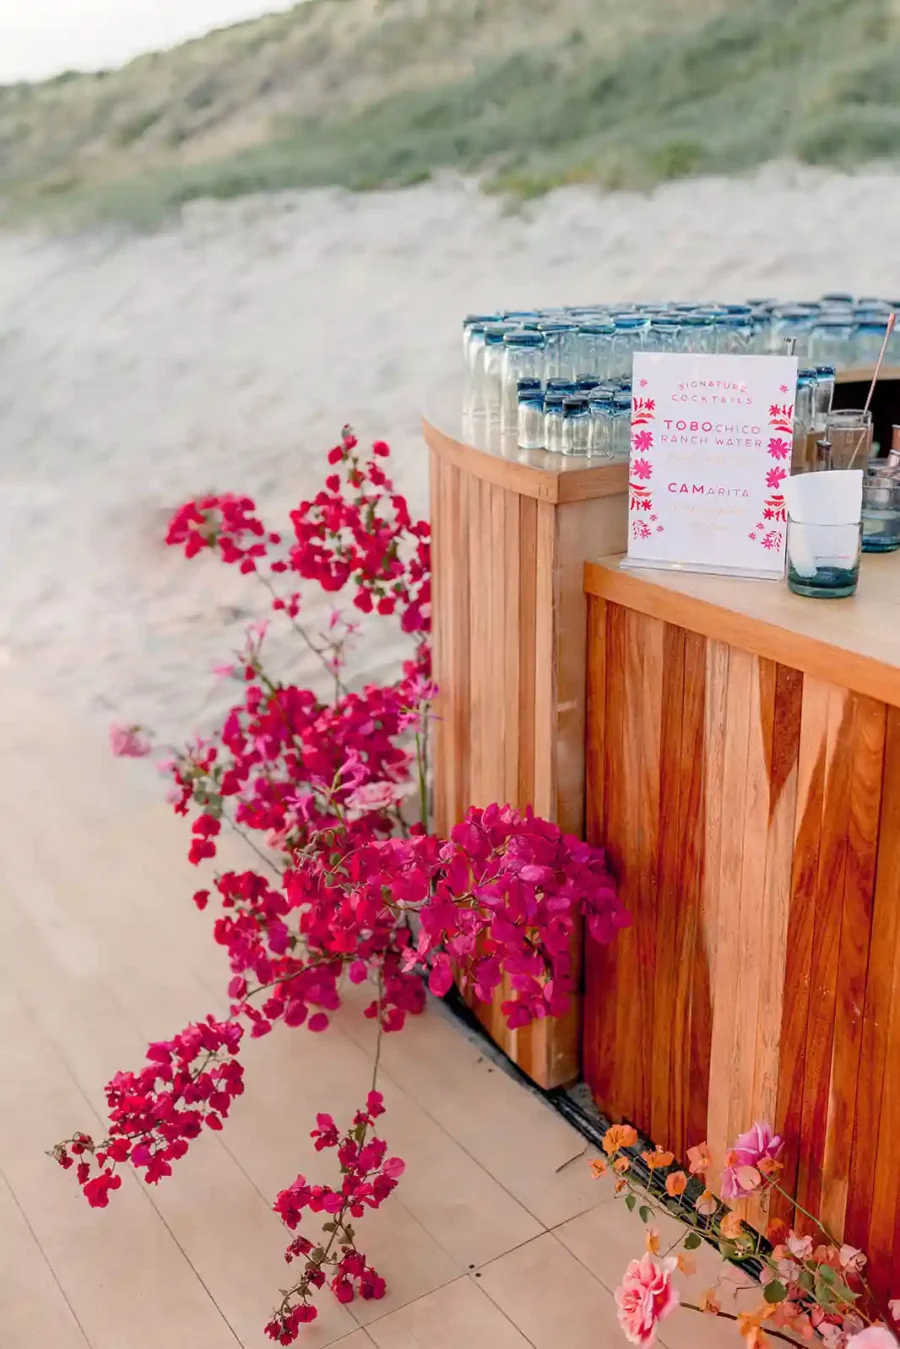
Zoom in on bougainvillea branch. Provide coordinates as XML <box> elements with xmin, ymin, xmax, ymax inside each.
<box><xmin>52</xmin><ymin>427</ymin><xmax>626</xmax><ymax>1341</ymax></box>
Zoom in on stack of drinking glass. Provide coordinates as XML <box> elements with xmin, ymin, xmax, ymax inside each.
<box><xmin>461</xmin><ymin>295</ymin><xmax>899</xmax><ymax>459</ymax></box>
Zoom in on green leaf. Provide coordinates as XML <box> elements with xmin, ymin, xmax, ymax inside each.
<box><xmin>718</xmin><ymin>1241</ymin><xmax>737</xmax><ymax>1260</ymax></box>
<box><xmin>639</xmin><ymin>1206</ymin><xmax>651</xmax><ymax>1224</ymax></box>
<box><xmin>798</xmin><ymin>1269</ymin><xmax>815</xmax><ymax>1292</ymax></box>
<box><xmin>625</xmin><ymin>1194</ymin><xmax>636</xmax><ymax>1212</ymax></box>
<box><xmin>321</xmin><ymin>1222</ymin><xmax>337</xmax><ymax>1234</ymax></box>
<box><xmin>831</xmin><ymin>1278</ymin><xmax>858</xmax><ymax>1303</ymax></box>
<box><xmin>818</xmin><ymin>1264</ymin><xmax>836</xmax><ymax>1284</ymax></box>
<box><xmin>764</xmin><ymin>1280</ymin><xmax>787</xmax><ymax>1304</ymax></box>
<box><xmin>684</xmin><ymin>1233</ymin><xmax>702</xmax><ymax>1250</ymax></box>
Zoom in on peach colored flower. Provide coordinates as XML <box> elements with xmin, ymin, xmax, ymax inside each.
<box><xmin>700</xmin><ymin>1288</ymin><xmax>721</xmax><ymax>1316</ymax></box>
<box><xmin>787</xmin><ymin>1232</ymin><xmax>813</xmax><ymax>1261</ymax></box>
<box><xmin>615</xmin><ymin>1156</ymin><xmax>631</xmax><ymax>1174</ymax></box>
<box><xmin>758</xmin><ymin>1156</ymin><xmax>783</xmax><ymax>1180</ymax></box>
<box><xmin>665</xmin><ymin>1170</ymin><xmax>688</xmax><ymax>1198</ymax></box>
<box><xmin>738</xmin><ymin>1305</ymin><xmax>774</xmax><ymax>1349</ymax></box>
<box><xmin>642</xmin><ymin>1147</ymin><xmax>675</xmax><ymax>1171</ymax></box>
<box><xmin>591</xmin><ymin>1157</ymin><xmax>608</xmax><ymax>1179</ymax></box>
<box><xmin>646</xmin><ymin>1229</ymin><xmax>661</xmax><ymax>1256</ymax></box>
<box><xmin>604</xmin><ymin>1124</ymin><xmax>638</xmax><ymax>1156</ymax></box>
<box><xmin>616</xmin><ymin>1178</ymin><xmax>628</xmax><ymax>1194</ymax></box>
<box><xmin>766</xmin><ymin>1218</ymin><xmax>789</xmax><ymax>1245</ymax></box>
<box><xmin>615</xmin><ymin>1254</ymin><xmax>680</xmax><ymax>1346</ymax></box>
<box><xmin>839</xmin><ymin>1244</ymin><xmax>867</xmax><ymax>1273</ymax></box>
<box><xmin>676</xmin><ymin>1252</ymin><xmax>696</xmax><ymax>1275</ymax></box>
<box><xmin>695</xmin><ymin>1189</ymin><xmax>717</xmax><ymax>1216</ymax></box>
<box><xmin>687</xmin><ymin>1142</ymin><xmax>711</xmax><ymax>1176</ymax></box>
<box><xmin>720</xmin><ymin>1211</ymin><xmax>745</xmax><ymax>1240</ymax></box>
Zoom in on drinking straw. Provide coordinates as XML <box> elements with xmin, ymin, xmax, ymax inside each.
<box><xmin>848</xmin><ymin>312</ymin><xmax>896</xmax><ymax>469</ymax></box>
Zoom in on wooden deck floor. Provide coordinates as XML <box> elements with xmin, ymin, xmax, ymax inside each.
<box><xmin>0</xmin><ymin>687</ymin><xmax>740</xmax><ymax>1349</ymax></box>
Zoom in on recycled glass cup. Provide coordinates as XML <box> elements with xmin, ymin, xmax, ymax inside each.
<box><xmin>826</xmin><ymin>409</ymin><xmax>873</xmax><ymax>471</ymax></box>
<box><xmin>862</xmin><ymin>469</ymin><xmax>900</xmax><ymax>553</ymax></box>
<box><xmin>517</xmin><ymin>382</ymin><xmax>546</xmax><ymax>451</ymax></box>
<box><xmin>808</xmin><ymin>317</ymin><xmax>853</xmax><ymax>372</ymax></box>
<box><xmin>544</xmin><ymin>389</ymin><xmax>567</xmax><ymax>454</ymax></box>
<box><xmin>610</xmin><ymin>315</ymin><xmax>649</xmax><ymax>379</ymax></box>
<box><xmin>786</xmin><ymin>518</ymin><xmax>862</xmax><ymax>598</ymax></box>
<box><xmin>588</xmin><ymin>390</ymin><xmax>613</xmax><ymax>458</ymax></box>
<box><xmin>501</xmin><ymin>330</ymin><xmax>545</xmax><ymax>434</ymax></box>
<box><xmin>562</xmin><ymin>395</ymin><xmax>591</xmax><ymax>456</ymax></box>
<box><xmin>538</xmin><ymin>321</ymin><xmax>579</xmax><ymax>381</ymax></box>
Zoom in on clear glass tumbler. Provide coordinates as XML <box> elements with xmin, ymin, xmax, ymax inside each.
<box><xmin>539</xmin><ymin>322</ymin><xmax>579</xmax><ymax>381</ymax></box>
<box><xmin>610</xmin><ymin>316</ymin><xmax>649</xmax><ymax>379</ymax></box>
<box><xmin>562</xmin><ymin>396</ymin><xmax>591</xmax><ymax>456</ymax></box>
<box><xmin>862</xmin><ymin>469</ymin><xmax>900</xmax><ymax>552</ymax></box>
<box><xmin>588</xmin><ymin>392</ymin><xmax>613</xmax><ymax>458</ymax></box>
<box><xmin>577</xmin><ymin>322</ymin><xmax>615</xmax><ymax>379</ymax></box>
<box><xmin>517</xmin><ymin>384</ymin><xmax>546</xmax><ymax>451</ymax></box>
<box><xmin>544</xmin><ymin>390</ymin><xmax>566</xmax><ymax>454</ymax></box>
<box><xmin>808</xmin><ymin>317</ymin><xmax>853</xmax><ymax>373</ymax></box>
<box><xmin>714</xmin><ymin>314</ymin><xmax>753</xmax><ymax>354</ymax></box>
<box><xmin>826</xmin><ymin>409</ymin><xmax>873</xmax><ymax>471</ymax></box>
<box><xmin>787</xmin><ymin>518</ymin><xmax>862</xmax><ymax>598</ymax></box>
<box><xmin>792</xmin><ymin>370</ymin><xmax>818</xmax><ymax>473</ymax></box>
<box><xmin>501</xmin><ymin>331</ymin><xmax>545</xmax><ymax>434</ymax></box>
<box><xmin>813</xmin><ymin>365</ymin><xmax>835</xmax><ymax>432</ymax></box>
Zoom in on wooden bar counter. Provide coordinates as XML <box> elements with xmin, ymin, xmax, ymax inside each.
<box><xmin>423</xmin><ymin>385</ymin><xmax>628</xmax><ymax>1087</ymax></box>
<box><xmin>582</xmin><ymin>554</ymin><xmax>900</xmax><ymax>1294</ymax></box>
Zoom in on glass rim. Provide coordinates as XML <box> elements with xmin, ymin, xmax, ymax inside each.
<box><xmin>826</xmin><ymin>408</ymin><xmax>873</xmax><ymax>423</ymax></box>
<box><xmin>788</xmin><ymin>514</ymin><xmax>863</xmax><ymax>528</ymax></box>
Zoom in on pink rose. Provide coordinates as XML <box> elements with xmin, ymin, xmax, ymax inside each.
<box><xmin>847</xmin><ymin>1329</ymin><xmax>898</xmax><ymax>1349</ymax></box>
<box><xmin>615</xmin><ymin>1254</ymin><xmax>679</xmax><ymax>1346</ymax></box>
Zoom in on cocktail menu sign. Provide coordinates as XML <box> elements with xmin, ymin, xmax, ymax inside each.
<box><xmin>625</xmin><ymin>353</ymin><xmax>799</xmax><ymax>578</ymax></box>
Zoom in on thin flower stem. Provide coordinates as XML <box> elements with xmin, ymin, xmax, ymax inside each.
<box><xmin>256</xmin><ymin>571</ymin><xmax>348</xmax><ymax>695</ymax></box>
<box><xmin>681</xmin><ymin>1305</ymin><xmax>798</xmax><ymax>1346</ymax></box>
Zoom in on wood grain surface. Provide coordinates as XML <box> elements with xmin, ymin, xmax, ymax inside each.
<box><xmin>428</xmin><ymin>434</ymin><xmax>628</xmax><ymax>1088</ymax></box>
<box><xmin>584</xmin><ymin>596</ymin><xmax>900</xmax><ymax>1294</ymax></box>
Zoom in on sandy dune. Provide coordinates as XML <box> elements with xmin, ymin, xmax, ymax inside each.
<box><xmin>1</xmin><ymin>165</ymin><xmax>899</xmax><ymax>741</ymax></box>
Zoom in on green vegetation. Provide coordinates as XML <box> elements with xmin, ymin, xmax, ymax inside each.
<box><xmin>0</xmin><ymin>0</ymin><xmax>897</xmax><ymax>228</ymax></box>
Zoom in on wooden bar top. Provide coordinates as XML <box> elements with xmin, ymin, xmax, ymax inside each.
<box><xmin>423</xmin><ymin>379</ymin><xmax>628</xmax><ymax>504</ymax></box>
<box><xmin>584</xmin><ymin>553</ymin><xmax>900</xmax><ymax>708</ymax></box>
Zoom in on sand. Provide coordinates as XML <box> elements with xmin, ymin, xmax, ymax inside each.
<box><xmin>1</xmin><ymin>163</ymin><xmax>899</xmax><ymax>742</ymax></box>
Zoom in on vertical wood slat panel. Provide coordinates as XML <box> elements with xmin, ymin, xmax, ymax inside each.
<box><xmin>650</xmin><ymin>624</ymin><xmax>686</xmax><ymax>1152</ymax></box>
<box><xmin>753</xmin><ymin>665</ymin><xmax>803</xmax><ymax>1145</ymax></box>
<box><xmin>795</xmin><ymin>685</ymin><xmax>854</xmax><ymax>1223</ymax></box>
<box><xmin>853</xmin><ymin>708</ymin><xmax>900</xmax><ymax>1296</ymax></box>
<box><xmin>584</xmin><ymin>601</ymin><xmax>627</xmax><ymax>1114</ymax></box>
<box><xmin>773</xmin><ymin>676</ymin><xmax>830</xmax><ymax>1217</ymax></box>
<box><xmin>430</xmin><ymin>449</ymin><xmax>448</xmax><ymax>835</ymax></box>
<box><xmin>706</xmin><ymin>648</ymin><xmax>753</xmax><ymax>1177</ymax></box>
<box><xmin>517</xmin><ymin>497</ymin><xmax>537</xmax><ymax>810</ymax></box>
<box><xmin>682</xmin><ymin>631</ymin><xmax>711</xmax><ymax>1150</ymax></box>
<box><xmin>821</xmin><ymin>694</ymin><xmax>885</xmax><ymax>1237</ymax></box>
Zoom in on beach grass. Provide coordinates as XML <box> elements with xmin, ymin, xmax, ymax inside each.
<box><xmin>0</xmin><ymin>0</ymin><xmax>896</xmax><ymax>228</ymax></box>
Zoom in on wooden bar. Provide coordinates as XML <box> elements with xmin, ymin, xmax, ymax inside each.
<box><xmin>424</xmin><ymin>384</ymin><xmax>628</xmax><ymax>1088</ymax></box>
<box><xmin>583</xmin><ymin>553</ymin><xmax>900</xmax><ymax>1293</ymax></box>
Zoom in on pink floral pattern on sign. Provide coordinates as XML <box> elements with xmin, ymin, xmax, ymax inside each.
<box><xmin>629</xmin><ymin>395</ymin><xmax>662</xmax><ymax>536</ymax></box>
<box><xmin>751</xmin><ymin>394</ymin><xmax>796</xmax><ymax>557</ymax></box>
